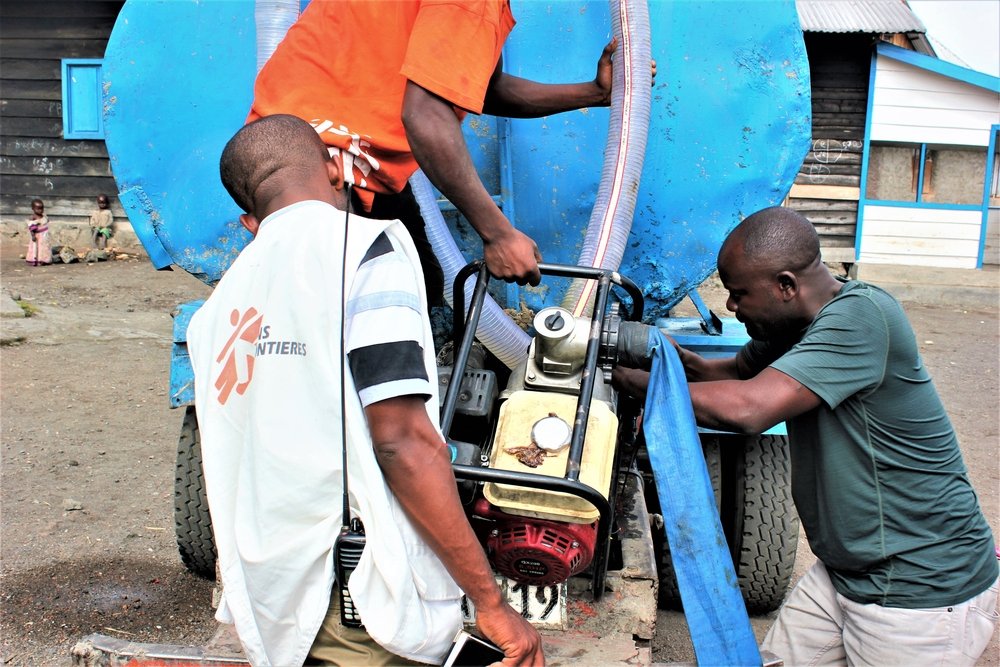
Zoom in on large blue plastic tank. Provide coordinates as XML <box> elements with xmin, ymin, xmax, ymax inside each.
<box><xmin>103</xmin><ymin>0</ymin><xmax>810</xmax><ymax>318</ymax></box>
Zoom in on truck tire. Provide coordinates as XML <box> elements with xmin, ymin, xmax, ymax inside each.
<box><xmin>723</xmin><ymin>434</ymin><xmax>798</xmax><ymax>613</ymax></box>
<box><xmin>174</xmin><ymin>406</ymin><xmax>217</xmax><ymax>579</ymax></box>
<box><xmin>656</xmin><ymin>434</ymin><xmax>797</xmax><ymax>613</ymax></box>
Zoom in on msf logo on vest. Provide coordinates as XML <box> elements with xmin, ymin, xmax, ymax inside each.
<box><xmin>214</xmin><ymin>307</ymin><xmax>264</xmax><ymax>405</ymax></box>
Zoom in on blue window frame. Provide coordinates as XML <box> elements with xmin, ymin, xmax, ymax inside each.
<box><xmin>865</xmin><ymin>141</ymin><xmax>987</xmax><ymax>210</ymax></box>
<box><xmin>62</xmin><ymin>59</ymin><xmax>105</xmax><ymax>140</ymax></box>
<box><xmin>978</xmin><ymin>125</ymin><xmax>1000</xmax><ymax>267</ymax></box>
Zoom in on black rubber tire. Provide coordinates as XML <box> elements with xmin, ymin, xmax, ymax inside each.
<box><xmin>174</xmin><ymin>406</ymin><xmax>217</xmax><ymax>579</ymax></box>
<box><xmin>655</xmin><ymin>434</ymin><xmax>797</xmax><ymax>613</ymax></box>
<box><xmin>724</xmin><ymin>433</ymin><xmax>798</xmax><ymax>613</ymax></box>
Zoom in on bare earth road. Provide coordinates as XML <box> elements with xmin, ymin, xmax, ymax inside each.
<box><xmin>1</xmin><ymin>239</ymin><xmax>997</xmax><ymax>666</ymax></box>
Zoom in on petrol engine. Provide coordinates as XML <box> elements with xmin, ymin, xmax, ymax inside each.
<box><xmin>440</xmin><ymin>264</ymin><xmax>654</xmax><ymax>595</ymax></box>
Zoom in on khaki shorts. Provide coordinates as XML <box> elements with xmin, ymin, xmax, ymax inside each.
<box><xmin>763</xmin><ymin>560</ymin><xmax>999</xmax><ymax>666</ymax></box>
<box><xmin>306</xmin><ymin>593</ymin><xmax>422</xmax><ymax>666</ymax></box>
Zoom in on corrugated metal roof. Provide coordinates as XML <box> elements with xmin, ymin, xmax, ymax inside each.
<box><xmin>797</xmin><ymin>0</ymin><xmax>926</xmax><ymax>34</ymax></box>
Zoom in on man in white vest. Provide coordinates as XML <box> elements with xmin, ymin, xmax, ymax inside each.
<box><xmin>188</xmin><ymin>114</ymin><xmax>543</xmax><ymax>666</ymax></box>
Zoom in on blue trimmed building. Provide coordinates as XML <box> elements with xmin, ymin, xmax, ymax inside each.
<box><xmin>790</xmin><ymin>0</ymin><xmax>998</xmax><ymax>271</ymax></box>
<box><xmin>859</xmin><ymin>43</ymin><xmax>999</xmax><ymax>269</ymax></box>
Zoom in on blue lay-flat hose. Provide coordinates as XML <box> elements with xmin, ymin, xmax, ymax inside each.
<box><xmin>642</xmin><ymin>329</ymin><xmax>761</xmax><ymax>666</ymax></box>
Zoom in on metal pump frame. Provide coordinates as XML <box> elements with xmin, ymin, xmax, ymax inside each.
<box><xmin>440</xmin><ymin>261</ymin><xmax>643</xmax><ymax>599</ymax></box>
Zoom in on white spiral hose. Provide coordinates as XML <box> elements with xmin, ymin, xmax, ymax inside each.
<box><xmin>255</xmin><ymin>0</ymin><xmax>299</xmax><ymax>72</ymax></box>
<box><xmin>561</xmin><ymin>0</ymin><xmax>651</xmax><ymax>317</ymax></box>
<box><xmin>412</xmin><ymin>170</ymin><xmax>533</xmax><ymax>369</ymax></box>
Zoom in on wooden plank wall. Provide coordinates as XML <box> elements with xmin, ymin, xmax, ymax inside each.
<box><xmin>870</xmin><ymin>58</ymin><xmax>999</xmax><ymax>146</ymax></box>
<box><xmin>787</xmin><ymin>33</ymin><xmax>875</xmax><ymax>260</ymax></box>
<box><xmin>859</xmin><ymin>205</ymin><xmax>983</xmax><ymax>268</ymax></box>
<box><xmin>0</xmin><ymin>1</ymin><xmax>125</xmax><ymax>236</ymax></box>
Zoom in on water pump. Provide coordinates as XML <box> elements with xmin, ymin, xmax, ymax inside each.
<box><xmin>440</xmin><ymin>262</ymin><xmax>655</xmax><ymax>597</ymax></box>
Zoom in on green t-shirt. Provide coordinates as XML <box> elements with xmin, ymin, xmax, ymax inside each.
<box><xmin>740</xmin><ymin>279</ymin><xmax>996</xmax><ymax>607</ymax></box>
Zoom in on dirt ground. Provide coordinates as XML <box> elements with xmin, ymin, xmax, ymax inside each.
<box><xmin>1</xmin><ymin>239</ymin><xmax>997</xmax><ymax>666</ymax></box>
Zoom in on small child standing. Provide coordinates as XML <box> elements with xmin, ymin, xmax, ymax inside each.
<box><xmin>26</xmin><ymin>198</ymin><xmax>52</xmax><ymax>266</ymax></box>
<box><xmin>89</xmin><ymin>194</ymin><xmax>114</xmax><ymax>249</ymax></box>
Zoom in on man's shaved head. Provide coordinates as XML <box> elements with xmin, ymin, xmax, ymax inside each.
<box><xmin>716</xmin><ymin>207</ymin><xmax>838</xmax><ymax>342</ymax></box>
<box><xmin>722</xmin><ymin>206</ymin><xmax>820</xmax><ymax>273</ymax></box>
<box><xmin>220</xmin><ymin>114</ymin><xmax>329</xmax><ymax>213</ymax></box>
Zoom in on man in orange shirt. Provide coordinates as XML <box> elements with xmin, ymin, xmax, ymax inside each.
<box><xmin>249</xmin><ymin>0</ymin><xmax>632</xmax><ymax>297</ymax></box>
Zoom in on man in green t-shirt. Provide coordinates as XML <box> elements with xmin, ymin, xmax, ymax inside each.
<box><xmin>615</xmin><ymin>206</ymin><xmax>998</xmax><ymax>665</ymax></box>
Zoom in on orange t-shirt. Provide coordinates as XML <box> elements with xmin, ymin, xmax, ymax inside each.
<box><xmin>248</xmin><ymin>0</ymin><xmax>515</xmax><ymax>208</ymax></box>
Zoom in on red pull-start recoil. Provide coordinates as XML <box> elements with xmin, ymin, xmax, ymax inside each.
<box><xmin>474</xmin><ymin>497</ymin><xmax>598</xmax><ymax>586</ymax></box>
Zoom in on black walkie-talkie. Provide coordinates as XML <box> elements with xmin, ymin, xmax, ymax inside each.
<box><xmin>333</xmin><ymin>182</ymin><xmax>366</xmax><ymax>629</ymax></box>
<box><xmin>335</xmin><ymin>516</ymin><xmax>366</xmax><ymax>628</ymax></box>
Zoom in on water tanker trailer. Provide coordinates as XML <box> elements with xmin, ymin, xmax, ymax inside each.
<box><xmin>73</xmin><ymin>1</ymin><xmax>811</xmax><ymax>664</ymax></box>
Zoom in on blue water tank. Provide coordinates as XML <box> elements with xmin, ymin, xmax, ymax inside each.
<box><xmin>103</xmin><ymin>0</ymin><xmax>810</xmax><ymax>317</ymax></box>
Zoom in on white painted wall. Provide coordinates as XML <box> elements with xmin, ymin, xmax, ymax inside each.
<box><xmin>861</xmin><ymin>55</ymin><xmax>998</xmax><ymax>269</ymax></box>
<box><xmin>869</xmin><ymin>58</ymin><xmax>999</xmax><ymax>146</ymax></box>
<box><xmin>860</xmin><ymin>205</ymin><xmax>983</xmax><ymax>268</ymax></box>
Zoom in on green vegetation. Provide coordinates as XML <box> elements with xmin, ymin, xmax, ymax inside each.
<box><xmin>16</xmin><ymin>300</ymin><xmax>38</xmax><ymax>317</ymax></box>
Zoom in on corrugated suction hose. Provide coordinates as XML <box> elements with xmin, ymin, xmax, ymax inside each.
<box><xmin>413</xmin><ymin>170</ymin><xmax>533</xmax><ymax>370</ymax></box>
<box><xmin>561</xmin><ymin>0</ymin><xmax>651</xmax><ymax>318</ymax></box>
<box><xmin>255</xmin><ymin>0</ymin><xmax>299</xmax><ymax>72</ymax></box>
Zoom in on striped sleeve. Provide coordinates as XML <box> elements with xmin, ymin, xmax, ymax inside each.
<box><xmin>346</xmin><ymin>231</ymin><xmax>431</xmax><ymax>407</ymax></box>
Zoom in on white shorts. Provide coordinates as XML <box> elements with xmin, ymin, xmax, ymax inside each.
<box><xmin>762</xmin><ymin>560</ymin><xmax>999</xmax><ymax>666</ymax></box>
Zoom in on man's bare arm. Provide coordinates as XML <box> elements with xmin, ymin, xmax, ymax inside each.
<box><xmin>688</xmin><ymin>367</ymin><xmax>821</xmax><ymax>434</ymax></box>
<box><xmin>483</xmin><ymin>39</ymin><xmax>656</xmax><ymax>118</ymax></box>
<box><xmin>482</xmin><ymin>40</ymin><xmax>618</xmax><ymax>117</ymax></box>
<box><xmin>612</xmin><ymin>340</ymin><xmax>815</xmax><ymax>433</ymax></box>
<box><xmin>675</xmin><ymin>345</ymin><xmax>744</xmax><ymax>382</ymax></box>
<box><xmin>366</xmin><ymin>395</ymin><xmax>544</xmax><ymax>666</ymax></box>
<box><xmin>611</xmin><ymin>341</ymin><xmax>742</xmax><ymax>400</ymax></box>
<box><xmin>402</xmin><ymin>82</ymin><xmax>541</xmax><ymax>286</ymax></box>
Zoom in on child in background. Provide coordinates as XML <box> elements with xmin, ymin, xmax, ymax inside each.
<box><xmin>26</xmin><ymin>198</ymin><xmax>52</xmax><ymax>266</ymax></box>
<box><xmin>89</xmin><ymin>194</ymin><xmax>114</xmax><ymax>249</ymax></box>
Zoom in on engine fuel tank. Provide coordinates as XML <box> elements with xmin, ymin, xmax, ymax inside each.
<box><xmin>484</xmin><ymin>391</ymin><xmax>618</xmax><ymax>524</ymax></box>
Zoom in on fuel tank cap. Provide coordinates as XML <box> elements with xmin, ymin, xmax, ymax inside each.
<box><xmin>531</xmin><ymin>413</ymin><xmax>572</xmax><ymax>452</ymax></box>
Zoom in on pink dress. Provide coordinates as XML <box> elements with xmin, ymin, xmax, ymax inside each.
<box><xmin>26</xmin><ymin>216</ymin><xmax>52</xmax><ymax>265</ymax></box>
